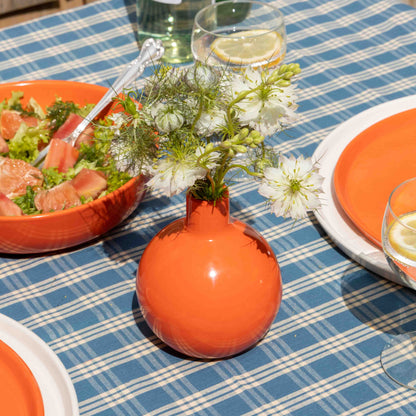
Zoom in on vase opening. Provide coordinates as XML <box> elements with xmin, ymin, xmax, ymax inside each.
<box><xmin>186</xmin><ymin>193</ymin><xmax>230</xmax><ymax>232</ymax></box>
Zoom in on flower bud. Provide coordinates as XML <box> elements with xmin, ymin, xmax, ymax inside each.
<box><xmin>266</xmin><ymin>69</ymin><xmax>281</xmax><ymax>84</ymax></box>
<box><xmin>155</xmin><ymin>106</ymin><xmax>184</xmax><ymax>133</ymax></box>
<box><xmin>277</xmin><ymin>79</ymin><xmax>291</xmax><ymax>87</ymax></box>
<box><xmin>288</xmin><ymin>63</ymin><xmax>301</xmax><ymax>74</ymax></box>
<box><xmin>221</xmin><ymin>140</ymin><xmax>232</xmax><ymax>148</ymax></box>
<box><xmin>245</xmin><ymin>136</ymin><xmax>254</xmax><ymax>145</ymax></box>
<box><xmin>205</xmin><ymin>142</ymin><xmax>215</xmax><ymax>152</ymax></box>
<box><xmin>283</xmin><ymin>71</ymin><xmax>294</xmax><ymax>80</ymax></box>
<box><xmin>249</xmin><ymin>130</ymin><xmax>262</xmax><ymax>140</ymax></box>
<box><xmin>185</xmin><ymin>64</ymin><xmax>218</xmax><ymax>90</ymax></box>
<box><xmin>278</xmin><ymin>64</ymin><xmax>288</xmax><ymax>74</ymax></box>
<box><xmin>124</xmin><ymin>96</ymin><xmax>138</xmax><ymax>116</ymax></box>
<box><xmin>232</xmin><ymin>144</ymin><xmax>248</xmax><ymax>154</ymax></box>
<box><xmin>238</xmin><ymin>127</ymin><xmax>249</xmax><ymax>140</ymax></box>
<box><xmin>255</xmin><ymin>158</ymin><xmax>272</xmax><ymax>172</ymax></box>
<box><xmin>253</xmin><ymin>135</ymin><xmax>265</xmax><ymax>145</ymax></box>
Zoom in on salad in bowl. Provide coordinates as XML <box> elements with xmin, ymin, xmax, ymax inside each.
<box><xmin>0</xmin><ymin>80</ymin><xmax>146</xmax><ymax>254</ymax></box>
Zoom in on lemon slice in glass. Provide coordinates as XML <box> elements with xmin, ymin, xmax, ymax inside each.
<box><xmin>388</xmin><ymin>212</ymin><xmax>416</xmax><ymax>260</ymax></box>
<box><xmin>211</xmin><ymin>29</ymin><xmax>284</xmax><ymax>66</ymax></box>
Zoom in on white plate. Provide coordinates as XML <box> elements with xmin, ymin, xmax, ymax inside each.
<box><xmin>313</xmin><ymin>95</ymin><xmax>416</xmax><ymax>288</ymax></box>
<box><xmin>0</xmin><ymin>313</ymin><xmax>79</xmax><ymax>416</ymax></box>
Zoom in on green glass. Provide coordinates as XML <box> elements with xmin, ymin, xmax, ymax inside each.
<box><xmin>137</xmin><ymin>0</ymin><xmax>211</xmax><ymax>64</ymax></box>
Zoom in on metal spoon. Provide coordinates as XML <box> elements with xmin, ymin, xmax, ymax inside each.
<box><xmin>32</xmin><ymin>38</ymin><xmax>164</xmax><ymax>167</ymax></box>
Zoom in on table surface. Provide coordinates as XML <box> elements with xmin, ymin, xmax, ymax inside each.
<box><xmin>1</xmin><ymin>0</ymin><xmax>416</xmax><ymax>414</ymax></box>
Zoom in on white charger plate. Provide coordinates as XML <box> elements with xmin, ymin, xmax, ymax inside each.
<box><xmin>0</xmin><ymin>313</ymin><xmax>79</xmax><ymax>416</ymax></box>
<box><xmin>313</xmin><ymin>95</ymin><xmax>416</xmax><ymax>288</ymax></box>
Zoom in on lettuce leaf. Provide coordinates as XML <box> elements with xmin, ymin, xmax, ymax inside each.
<box><xmin>8</xmin><ymin>120</ymin><xmax>50</xmax><ymax>162</ymax></box>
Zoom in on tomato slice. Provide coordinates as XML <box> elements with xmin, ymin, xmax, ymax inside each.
<box><xmin>52</xmin><ymin>113</ymin><xmax>95</xmax><ymax>148</ymax></box>
<box><xmin>43</xmin><ymin>139</ymin><xmax>79</xmax><ymax>173</ymax></box>
<box><xmin>74</xmin><ymin>125</ymin><xmax>95</xmax><ymax>149</ymax></box>
<box><xmin>71</xmin><ymin>168</ymin><xmax>107</xmax><ymax>199</ymax></box>
<box><xmin>53</xmin><ymin>113</ymin><xmax>84</xmax><ymax>140</ymax></box>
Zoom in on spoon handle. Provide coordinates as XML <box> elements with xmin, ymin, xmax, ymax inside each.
<box><xmin>68</xmin><ymin>38</ymin><xmax>164</xmax><ymax>144</ymax></box>
<box><xmin>33</xmin><ymin>38</ymin><xmax>164</xmax><ymax>167</ymax></box>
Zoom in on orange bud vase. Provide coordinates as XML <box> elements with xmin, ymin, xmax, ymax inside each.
<box><xmin>136</xmin><ymin>193</ymin><xmax>282</xmax><ymax>359</ymax></box>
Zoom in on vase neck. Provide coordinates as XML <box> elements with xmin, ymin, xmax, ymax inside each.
<box><xmin>186</xmin><ymin>194</ymin><xmax>230</xmax><ymax>232</ymax></box>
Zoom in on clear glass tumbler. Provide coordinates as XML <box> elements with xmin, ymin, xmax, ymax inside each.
<box><xmin>191</xmin><ymin>0</ymin><xmax>286</xmax><ymax>70</ymax></box>
<box><xmin>381</xmin><ymin>177</ymin><xmax>416</xmax><ymax>389</ymax></box>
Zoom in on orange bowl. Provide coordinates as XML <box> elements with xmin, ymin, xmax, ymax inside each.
<box><xmin>0</xmin><ymin>80</ymin><xmax>146</xmax><ymax>254</ymax></box>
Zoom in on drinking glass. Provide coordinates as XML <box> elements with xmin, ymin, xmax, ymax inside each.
<box><xmin>191</xmin><ymin>0</ymin><xmax>286</xmax><ymax>70</ymax></box>
<box><xmin>381</xmin><ymin>177</ymin><xmax>416</xmax><ymax>389</ymax></box>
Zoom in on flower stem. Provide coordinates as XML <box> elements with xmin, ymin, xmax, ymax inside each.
<box><xmin>222</xmin><ymin>164</ymin><xmax>263</xmax><ymax>180</ymax></box>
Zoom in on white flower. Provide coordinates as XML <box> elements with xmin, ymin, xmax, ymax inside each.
<box><xmin>258</xmin><ymin>155</ymin><xmax>323</xmax><ymax>220</ymax></box>
<box><xmin>147</xmin><ymin>146</ymin><xmax>218</xmax><ymax>197</ymax></box>
<box><xmin>231</xmin><ymin>68</ymin><xmax>298</xmax><ymax>136</ymax></box>
<box><xmin>110</xmin><ymin>139</ymin><xmax>152</xmax><ymax>177</ymax></box>
<box><xmin>108</xmin><ymin>112</ymin><xmax>130</xmax><ymax>135</ymax></box>
<box><xmin>232</xmin><ymin>67</ymin><xmax>262</xmax><ymax>91</ymax></box>
<box><xmin>194</xmin><ymin>108</ymin><xmax>227</xmax><ymax>136</ymax></box>
<box><xmin>239</xmin><ymin>86</ymin><xmax>298</xmax><ymax>136</ymax></box>
<box><xmin>229</xmin><ymin>67</ymin><xmax>263</xmax><ymax>103</ymax></box>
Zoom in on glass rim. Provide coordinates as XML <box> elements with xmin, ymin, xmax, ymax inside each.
<box><xmin>388</xmin><ymin>176</ymin><xmax>416</xmax><ymax>232</ymax></box>
<box><xmin>193</xmin><ymin>0</ymin><xmax>285</xmax><ymax>37</ymax></box>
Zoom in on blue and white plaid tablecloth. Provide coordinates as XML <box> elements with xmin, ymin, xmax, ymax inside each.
<box><xmin>1</xmin><ymin>0</ymin><xmax>416</xmax><ymax>414</ymax></box>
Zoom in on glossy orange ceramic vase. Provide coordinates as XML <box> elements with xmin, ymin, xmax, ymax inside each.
<box><xmin>136</xmin><ymin>193</ymin><xmax>282</xmax><ymax>359</ymax></box>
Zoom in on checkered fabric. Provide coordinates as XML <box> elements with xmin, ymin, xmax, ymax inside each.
<box><xmin>1</xmin><ymin>0</ymin><xmax>416</xmax><ymax>414</ymax></box>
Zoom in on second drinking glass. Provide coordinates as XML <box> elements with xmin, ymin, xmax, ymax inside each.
<box><xmin>381</xmin><ymin>177</ymin><xmax>416</xmax><ymax>389</ymax></box>
<box><xmin>191</xmin><ymin>0</ymin><xmax>286</xmax><ymax>70</ymax></box>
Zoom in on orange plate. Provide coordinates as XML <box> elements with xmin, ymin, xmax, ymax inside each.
<box><xmin>0</xmin><ymin>340</ymin><xmax>44</xmax><ymax>416</ymax></box>
<box><xmin>333</xmin><ymin>108</ymin><xmax>416</xmax><ymax>247</ymax></box>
